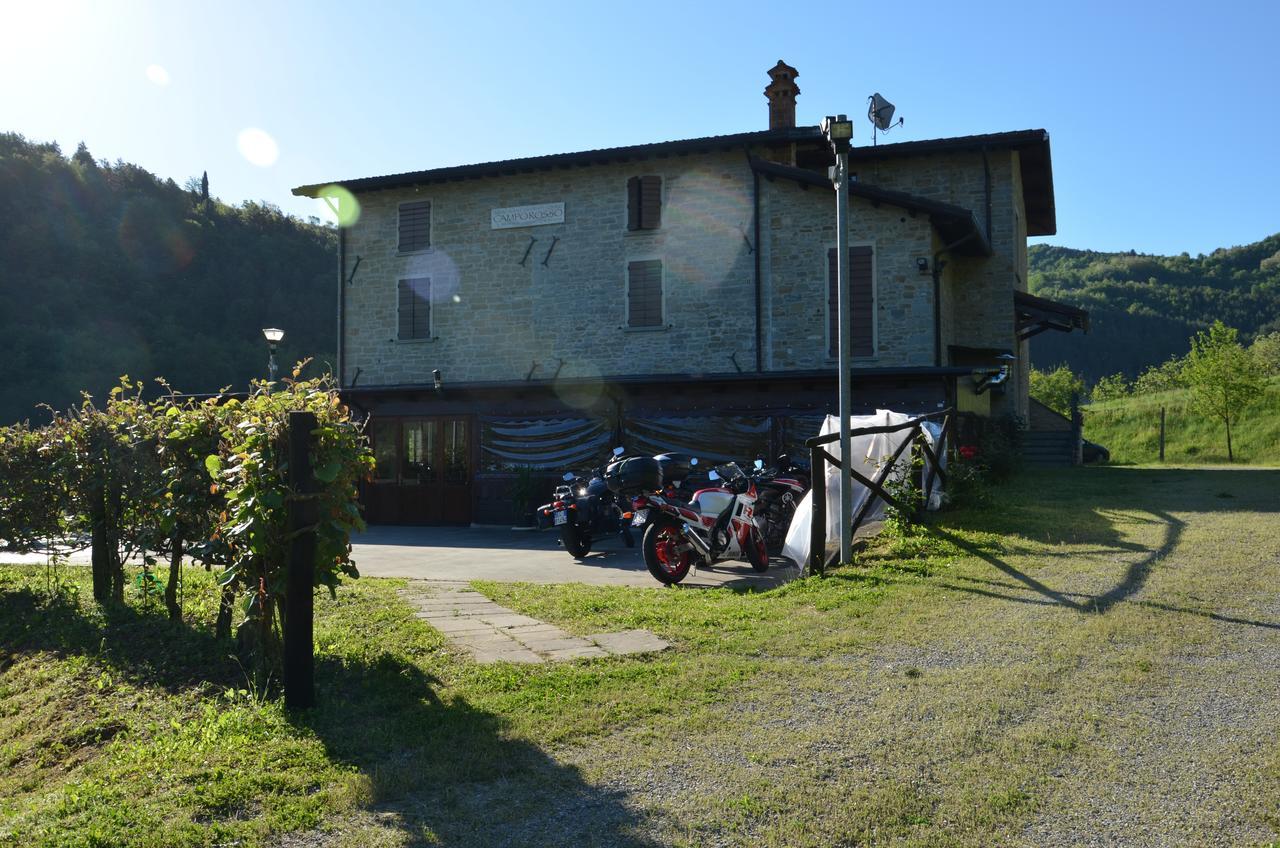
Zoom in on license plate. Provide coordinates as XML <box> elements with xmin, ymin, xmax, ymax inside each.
<box><xmin>631</xmin><ymin>509</ymin><xmax>649</xmax><ymax>526</ymax></box>
<box><xmin>553</xmin><ymin>510</ymin><xmax>568</xmax><ymax>526</ymax></box>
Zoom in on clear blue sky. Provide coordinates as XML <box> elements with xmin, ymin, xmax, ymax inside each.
<box><xmin>5</xmin><ymin>0</ymin><xmax>1277</xmax><ymax>256</ymax></box>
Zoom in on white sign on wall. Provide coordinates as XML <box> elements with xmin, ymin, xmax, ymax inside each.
<box><xmin>490</xmin><ymin>202</ymin><xmax>565</xmax><ymax>230</ymax></box>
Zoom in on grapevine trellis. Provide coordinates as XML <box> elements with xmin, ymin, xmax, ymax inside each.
<box><xmin>0</xmin><ymin>367</ymin><xmax>373</xmax><ymax>706</ymax></box>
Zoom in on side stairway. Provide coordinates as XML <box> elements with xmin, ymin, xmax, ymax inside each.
<box><xmin>1022</xmin><ymin>430</ymin><xmax>1077</xmax><ymax>467</ymax></box>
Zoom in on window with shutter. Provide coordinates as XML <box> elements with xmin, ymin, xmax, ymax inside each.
<box><xmin>398</xmin><ymin>200</ymin><xmax>431</xmax><ymax>252</ymax></box>
<box><xmin>827</xmin><ymin>246</ymin><xmax>875</xmax><ymax>357</ymax></box>
<box><xmin>397</xmin><ymin>277</ymin><xmax>432</xmax><ymax>340</ymax></box>
<box><xmin>626</xmin><ymin>176</ymin><xmax>662</xmax><ymax>230</ymax></box>
<box><xmin>626</xmin><ymin>260</ymin><xmax>663</xmax><ymax>328</ymax></box>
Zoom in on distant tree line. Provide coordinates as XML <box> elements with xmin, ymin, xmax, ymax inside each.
<box><xmin>0</xmin><ymin>133</ymin><xmax>337</xmax><ymax>425</ymax></box>
<box><xmin>1029</xmin><ymin>237</ymin><xmax>1280</xmax><ymax>382</ymax></box>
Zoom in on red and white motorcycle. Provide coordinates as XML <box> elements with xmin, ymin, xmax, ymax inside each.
<box><xmin>632</xmin><ymin>461</ymin><xmax>769</xmax><ymax>585</ymax></box>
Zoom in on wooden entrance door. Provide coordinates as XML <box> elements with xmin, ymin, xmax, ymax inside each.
<box><xmin>366</xmin><ymin>416</ymin><xmax>472</xmax><ymax>525</ymax></box>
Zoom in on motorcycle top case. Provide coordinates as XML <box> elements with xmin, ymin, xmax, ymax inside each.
<box><xmin>604</xmin><ymin>456</ymin><xmax>662</xmax><ymax>494</ymax></box>
<box><xmin>654</xmin><ymin>453</ymin><xmax>696</xmax><ymax>484</ymax></box>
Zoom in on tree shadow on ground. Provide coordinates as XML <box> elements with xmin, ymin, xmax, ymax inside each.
<box><xmin>0</xmin><ymin>584</ymin><xmax>240</xmax><ymax>693</ymax></box>
<box><xmin>0</xmin><ymin>585</ymin><xmax>656</xmax><ymax>847</ymax></box>
<box><xmin>296</xmin><ymin>652</ymin><xmax>658</xmax><ymax>847</ymax></box>
<box><xmin>910</xmin><ymin>466</ymin><xmax>1280</xmax><ymax>629</ymax></box>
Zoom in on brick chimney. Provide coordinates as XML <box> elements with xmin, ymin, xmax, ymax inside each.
<box><xmin>764</xmin><ymin>60</ymin><xmax>800</xmax><ymax>129</ymax></box>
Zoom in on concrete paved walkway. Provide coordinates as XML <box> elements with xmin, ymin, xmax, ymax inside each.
<box><xmin>402</xmin><ymin>581</ymin><xmax>670</xmax><ymax>664</ymax></box>
<box><xmin>351</xmin><ymin>525</ymin><xmax>802</xmax><ymax>589</ymax></box>
<box><xmin>4</xmin><ymin>526</ymin><xmax>805</xmax><ymax>590</ymax></box>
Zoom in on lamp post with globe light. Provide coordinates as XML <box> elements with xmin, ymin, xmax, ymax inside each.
<box><xmin>263</xmin><ymin>328</ymin><xmax>284</xmax><ymax>384</ymax></box>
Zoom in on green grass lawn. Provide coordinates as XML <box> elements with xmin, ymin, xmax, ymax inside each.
<box><xmin>1085</xmin><ymin>376</ymin><xmax>1280</xmax><ymax>465</ymax></box>
<box><xmin>3</xmin><ymin>467</ymin><xmax>1279</xmax><ymax>846</ymax></box>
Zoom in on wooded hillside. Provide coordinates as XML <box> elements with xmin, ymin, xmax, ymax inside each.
<box><xmin>1029</xmin><ymin>236</ymin><xmax>1280</xmax><ymax>382</ymax></box>
<box><xmin>0</xmin><ymin>134</ymin><xmax>336</xmax><ymax>424</ymax></box>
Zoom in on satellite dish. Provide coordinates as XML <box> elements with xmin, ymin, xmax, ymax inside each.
<box><xmin>867</xmin><ymin>93</ymin><xmax>904</xmax><ymax>144</ymax></box>
<box><xmin>868</xmin><ymin>93</ymin><xmax>895</xmax><ymax>130</ymax></box>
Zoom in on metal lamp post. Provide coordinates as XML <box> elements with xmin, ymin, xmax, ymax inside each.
<box><xmin>263</xmin><ymin>327</ymin><xmax>284</xmax><ymax>384</ymax></box>
<box><xmin>822</xmin><ymin>114</ymin><xmax>855</xmax><ymax>565</ymax></box>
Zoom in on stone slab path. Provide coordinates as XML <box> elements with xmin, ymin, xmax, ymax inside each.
<box><xmin>400</xmin><ymin>581</ymin><xmax>670</xmax><ymax>664</ymax></box>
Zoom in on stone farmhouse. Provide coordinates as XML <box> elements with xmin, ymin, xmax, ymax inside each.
<box><xmin>293</xmin><ymin>61</ymin><xmax>1087</xmax><ymax>525</ymax></box>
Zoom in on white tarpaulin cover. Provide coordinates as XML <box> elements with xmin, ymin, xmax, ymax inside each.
<box><xmin>782</xmin><ymin>410</ymin><xmax>946</xmax><ymax>569</ymax></box>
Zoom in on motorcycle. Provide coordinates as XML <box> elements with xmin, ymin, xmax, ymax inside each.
<box><xmin>752</xmin><ymin>454</ymin><xmax>810</xmax><ymax>554</ymax></box>
<box><xmin>628</xmin><ymin>460</ymin><xmax>770</xmax><ymax>585</ymax></box>
<box><xmin>537</xmin><ymin>447</ymin><xmax>635</xmax><ymax>559</ymax></box>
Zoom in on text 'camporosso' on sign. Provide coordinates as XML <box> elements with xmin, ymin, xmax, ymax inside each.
<box><xmin>490</xmin><ymin>202</ymin><xmax>565</xmax><ymax>229</ymax></box>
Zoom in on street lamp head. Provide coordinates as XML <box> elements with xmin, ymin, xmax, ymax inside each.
<box><xmin>262</xmin><ymin>328</ymin><xmax>285</xmax><ymax>345</ymax></box>
<box><xmin>823</xmin><ymin>114</ymin><xmax>854</xmax><ymax>154</ymax></box>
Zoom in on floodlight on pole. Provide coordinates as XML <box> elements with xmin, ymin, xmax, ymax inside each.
<box><xmin>822</xmin><ymin>114</ymin><xmax>855</xmax><ymax>567</ymax></box>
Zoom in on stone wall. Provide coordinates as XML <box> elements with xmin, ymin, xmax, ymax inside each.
<box><xmin>339</xmin><ymin>144</ymin><xmax>1034</xmax><ymax>417</ymax></box>
<box><xmin>761</xmin><ymin>177</ymin><xmax>936</xmax><ymax>369</ymax></box>
<box><xmin>341</xmin><ymin>151</ymin><xmax>758</xmax><ymax>387</ymax></box>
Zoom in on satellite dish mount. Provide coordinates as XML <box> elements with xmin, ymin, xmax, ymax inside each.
<box><xmin>867</xmin><ymin>93</ymin><xmax>904</xmax><ymax>145</ymax></box>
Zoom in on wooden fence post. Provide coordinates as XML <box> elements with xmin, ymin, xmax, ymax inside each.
<box><xmin>808</xmin><ymin>442</ymin><xmax>826</xmax><ymax>577</ymax></box>
<box><xmin>284</xmin><ymin>410</ymin><xmax>317</xmax><ymax>710</ymax></box>
<box><xmin>1159</xmin><ymin>406</ymin><xmax>1166</xmax><ymax>462</ymax></box>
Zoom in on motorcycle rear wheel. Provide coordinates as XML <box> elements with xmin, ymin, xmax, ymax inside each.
<box><xmin>559</xmin><ymin>524</ymin><xmax>592</xmax><ymax>559</ymax></box>
<box><xmin>643</xmin><ymin>519</ymin><xmax>693</xmax><ymax>585</ymax></box>
<box><xmin>746</xmin><ymin>528</ymin><xmax>769</xmax><ymax>573</ymax></box>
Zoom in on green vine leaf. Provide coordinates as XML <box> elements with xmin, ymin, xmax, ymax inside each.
<box><xmin>204</xmin><ymin>454</ymin><xmax>222</xmax><ymax>479</ymax></box>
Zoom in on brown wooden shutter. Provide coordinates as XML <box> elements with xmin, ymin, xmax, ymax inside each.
<box><xmin>639</xmin><ymin>175</ymin><xmax>662</xmax><ymax>229</ymax></box>
<box><xmin>827</xmin><ymin>246</ymin><xmax>874</xmax><ymax>357</ymax></box>
<box><xmin>627</xmin><ymin>177</ymin><xmax>640</xmax><ymax>231</ymax></box>
<box><xmin>627</xmin><ymin>260</ymin><xmax>663</xmax><ymax>327</ymax></box>
<box><xmin>398</xmin><ymin>277</ymin><xmax>431</xmax><ymax>339</ymax></box>
<box><xmin>398</xmin><ymin>201</ymin><xmax>431</xmax><ymax>252</ymax></box>
<box><xmin>627</xmin><ymin>176</ymin><xmax>662</xmax><ymax>230</ymax></box>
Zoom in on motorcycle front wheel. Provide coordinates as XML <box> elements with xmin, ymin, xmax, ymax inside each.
<box><xmin>643</xmin><ymin>519</ymin><xmax>693</xmax><ymax>585</ymax></box>
<box><xmin>746</xmin><ymin>528</ymin><xmax>769</xmax><ymax>573</ymax></box>
<box><xmin>559</xmin><ymin>524</ymin><xmax>592</xmax><ymax>559</ymax></box>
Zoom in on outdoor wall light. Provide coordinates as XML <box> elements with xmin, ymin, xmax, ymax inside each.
<box><xmin>916</xmin><ymin>257</ymin><xmax>929</xmax><ymax>273</ymax></box>
<box><xmin>432</xmin><ymin>369</ymin><xmax>443</xmax><ymax>393</ymax></box>
<box><xmin>972</xmin><ymin>353</ymin><xmax>1016</xmax><ymax>394</ymax></box>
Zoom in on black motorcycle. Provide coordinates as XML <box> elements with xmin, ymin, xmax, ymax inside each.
<box><xmin>752</xmin><ymin>454</ymin><xmax>811</xmax><ymax>554</ymax></box>
<box><xmin>537</xmin><ymin>447</ymin><xmax>635</xmax><ymax>559</ymax></box>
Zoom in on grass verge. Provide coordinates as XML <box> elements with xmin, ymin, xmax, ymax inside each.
<box><xmin>3</xmin><ymin>466</ymin><xmax>1279</xmax><ymax>846</ymax></box>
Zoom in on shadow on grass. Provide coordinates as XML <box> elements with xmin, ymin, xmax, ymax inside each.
<box><xmin>0</xmin><ymin>586</ymin><xmax>240</xmax><ymax>692</ymax></box>
<box><xmin>0</xmin><ymin>586</ymin><xmax>656</xmax><ymax>847</ymax></box>
<box><xmin>296</xmin><ymin>652</ymin><xmax>657</xmax><ymax>847</ymax></box>
<box><xmin>910</xmin><ymin>466</ymin><xmax>1280</xmax><ymax>631</ymax></box>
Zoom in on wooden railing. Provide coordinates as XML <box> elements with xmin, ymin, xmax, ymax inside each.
<box><xmin>805</xmin><ymin>409</ymin><xmax>953</xmax><ymax>576</ymax></box>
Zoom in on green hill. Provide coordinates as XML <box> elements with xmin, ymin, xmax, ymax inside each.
<box><xmin>1084</xmin><ymin>377</ymin><xmax>1280</xmax><ymax>465</ymax></box>
<box><xmin>1029</xmin><ymin>236</ymin><xmax>1280</xmax><ymax>382</ymax></box>
<box><xmin>0</xmin><ymin>134</ymin><xmax>337</xmax><ymax>424</ymax></box>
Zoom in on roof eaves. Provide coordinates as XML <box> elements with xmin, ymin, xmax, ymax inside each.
<box><xmin>748</xmin><ymin>157</ymin><xmax>991</xmax><ymax>256</ymax></box>
<box><xmin>293</xmin><ymin>127</ymin><xmax>824</xmax><ymax>197</ymax></box>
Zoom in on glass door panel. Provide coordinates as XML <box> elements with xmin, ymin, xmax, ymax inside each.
<box><xmin>401</xmin><ymin>419</ymin><xmax>437</xmax><ymax>485</ymax></box>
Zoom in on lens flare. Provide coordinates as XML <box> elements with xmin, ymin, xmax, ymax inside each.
<box><xmin>237</xmin><ymin>128</ymin><xmax>279</xmax><ymax>167</ymax></box>
<box><xmin>145</xmin><ymin>64</ymin><xmax>170</xmax><ymax>86</ymax></box>
<box><xmin>401</xmin><ymin>250</ymin><xmax>461</xmax><ymax>301</ymax></box>
<box><xmin>553</xmin><ymin>360</ymin><xmax>605</xmax><ymax>411</ymax></box>
<box><xmin>315</xmin><ymin>184</ymin><xmax>360</xmax><ymax>227</ymax></box>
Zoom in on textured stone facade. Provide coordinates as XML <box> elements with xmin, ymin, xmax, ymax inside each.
<box><xmin>339</xmin><ymin>145</ymin><xmax>1032</xmax><ymax>414</ymax></box>
<box><xmin>342</xmin><ymin>152</ymin><xmax>758</xmax><ymax>387</ymax></box>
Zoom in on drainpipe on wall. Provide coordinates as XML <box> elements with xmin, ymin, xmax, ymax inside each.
<box><xmin>981</xmin><ymin>146</ymin><xmax>992</xmax><ymax>244</ymax></box>
<box><xmin>753</xmin><ymin>167</ymin><xmax>763</xmax><ymax>372</ymax></box>
<box><xmin>337</xmin><ymin>226</ymin><xmax>347</xmax><ymax>388</ymax></box>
